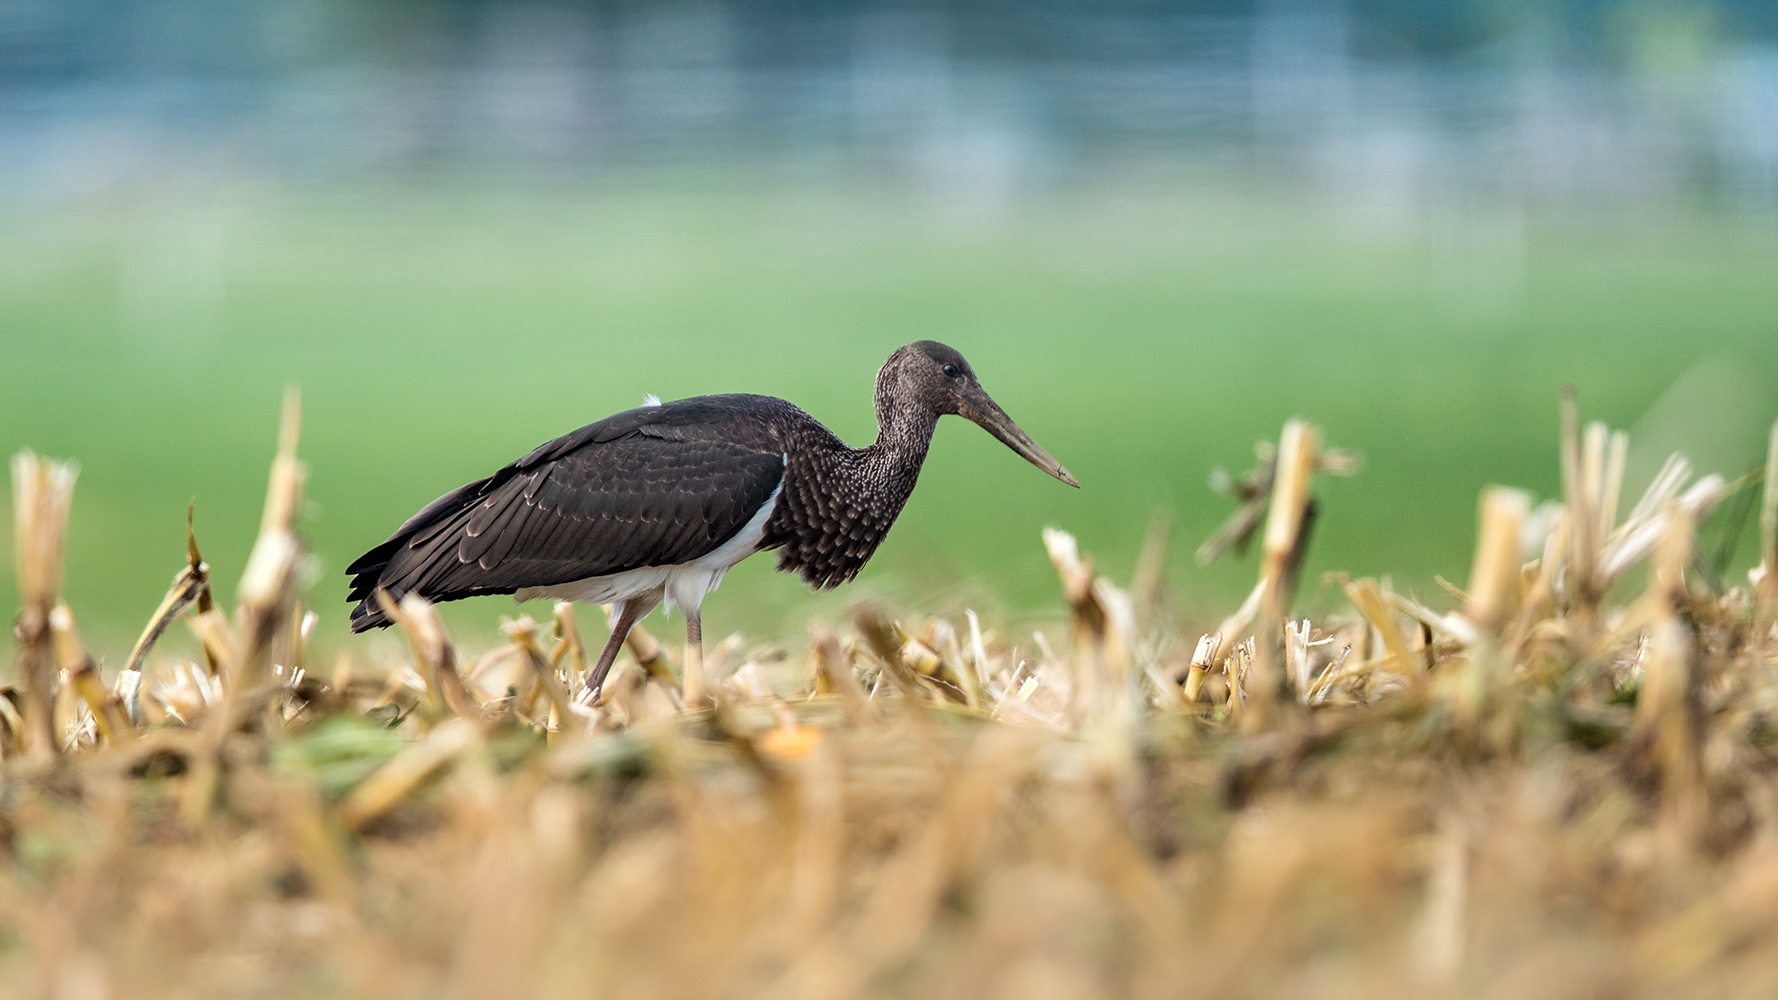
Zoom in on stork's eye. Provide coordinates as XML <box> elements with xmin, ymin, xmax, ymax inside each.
<box><xmin>942</xmin><ymin>363</ymin><xmax>961</xmax><ymax>379</ymax></box>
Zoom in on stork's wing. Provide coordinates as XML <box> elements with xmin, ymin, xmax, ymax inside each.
<box><xmin>346</xmin><ymin>403</ymin><xmax>786</xmax><ymax>631</ymax></box>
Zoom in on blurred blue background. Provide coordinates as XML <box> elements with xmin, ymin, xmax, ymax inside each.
<box><xmin>3</xmin><ymin>0</ymin><xmax>1776</xmax><ymax>654</ymax></box>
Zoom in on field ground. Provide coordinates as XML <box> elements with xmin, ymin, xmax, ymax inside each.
<box><xmin>3</xmin><ymin>178</ymin><xmax>1776</xmax><ymax>656</ymax></box>
<box><xmin>0</xmin><ymin>391</ymin><xmax>1774</xmax><ymax>996</ymax></box>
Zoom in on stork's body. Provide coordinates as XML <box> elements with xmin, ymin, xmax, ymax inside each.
<box><xmin>346</xmin><ymin>342</ymin><xmax>1075</xmax><ymax>697</ymax></box>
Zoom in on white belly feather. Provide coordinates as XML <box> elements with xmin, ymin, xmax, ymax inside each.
<box><xmin>515</xmin><ymin>474</ymin><xmax>784</xmax><ymax>622</ymax></box>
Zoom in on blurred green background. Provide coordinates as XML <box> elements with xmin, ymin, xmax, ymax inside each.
<box><xmin>3</xmin><ymin>1</ymin><xmax>1777</xmax><ymax>659</ymax></box>
<box><xmin>6</xmin><ymin>180</ymin><xmax>1775</xmax><ymax>656</ymax></box>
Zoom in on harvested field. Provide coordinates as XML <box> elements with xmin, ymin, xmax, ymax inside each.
<box><xmin>5</xmin><ymin>389</ymin><xmax>1778</xmax><ymax>999</ymax></box>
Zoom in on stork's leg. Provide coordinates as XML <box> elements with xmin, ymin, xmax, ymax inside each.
<box><xmin>683</xmin><ymin>609</ymin><xmax>705</xmax><ymax>708</ymax></box>
<box><xmin>586</xmin><ymin>598</ymin><xmax>648</xmax><ymax>702</ymax></box>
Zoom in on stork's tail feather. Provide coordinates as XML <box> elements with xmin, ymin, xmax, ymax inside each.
<box><xmin>348</xmin><ymin>599</ymin><xmax>395</xmax><ymax>632</ymax></box>
<box><xmin>344</xmin><ymin>478</ymin><xmax>486</xmax><ymax>632</ymax></box>
<box><xmin>345</xmin><ymin>538</ymin><xmax>405</xmax><ymax>632</ymax></box>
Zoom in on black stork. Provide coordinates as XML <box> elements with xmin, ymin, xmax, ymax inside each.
<box><xmin>345</xmin><ymin>340</ymin><xmax>1076</xmax><ymax>698</ymax></box>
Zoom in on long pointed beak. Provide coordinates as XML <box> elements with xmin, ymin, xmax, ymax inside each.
<box><xmin>963</xmin><ymin>392</ymin><xmax>1080</xmax><ymax>488</ymax></box>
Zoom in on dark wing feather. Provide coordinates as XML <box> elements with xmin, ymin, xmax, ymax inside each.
<box><xmin>347</xmin><ymin>398</ymin><xmax>787</xmax><ymax>631</ymax></box>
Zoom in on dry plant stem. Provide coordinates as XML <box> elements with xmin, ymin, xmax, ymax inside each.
<box><xmin>1635</xmin><ymin>503</ymin><xmax>1708</xmax><ymax>846</ymax></box>
<box><xmin>179</xmin><ymin>615</ymin><xmax>235</xmax><ymax>825</ymax></box>
<box><xmin>509</xmin><ymin>641</ymin><xmax>546</xmax><ymax>718</ymax></box>
<box><xmin>1212</xmin><ymin>580</ymin><xmax>1266</xmax><ymax>667</ymax></box>
<box><xmin>189</xmin><ymin>523</ymin><xmax>306</xmax><ymax>823</ymax></box>
<box><xmin>383</xmin><ymin>592</ymin><xmax>479</xmax><ymax>720</ymax></box>
<box><xmin>553</xmin><ymin>602</ymin><xmax>588</xmax><ymax>687</ymax></box>
<box><xmin>1388</xmin><ymin>591</ymin><xmax>1479</xmax><ymax>646</ymax></box>
<box><xmin>897</xmin><ymin>635</ymin><xmax>943</xmax><ymax>685</ymax></box>
<box><xmin>11</xmin><ymin>618</ymin><xmax>55</xmax><ymax>758</ymax></box>
<box><xmin>1582</xmin><ymin>421</ymin><xmax>1606</xmax><ymax>540</ymax></box>
<box><xmin>260</xmin><ymin>386</ymin><xmax>305</xmax><ymax>538</ymax></box>
<box><xmin>542</xmin><ymin>636</ymin><xmax>569</xmax><ymax>730</ymax></box>
<box><xmin>1038</xmin><ymin>531</ymin><xmax>1138</xmax><ymax>775</ymax></box>
<box><xmin>1197</xmin><ymin>440</ymin><xmax>1360</xmax><ymax>569</ymax></box>
<box><xmin>49</xmin><ymin>605</ymin><xmax>127</xmax><ymax>745</ymax></box>
<box><xmin>1509</xmin><ymin>516</ymin><xmax>1568</xmax><ymax>648</ymax></box>
<box><xmin>186</xmin><ymin>610</ymin><xmax>235</xmax><ymax>680</ymax></box>
<box><xmin>504</xmin><ymin>619</ymin><xmax>575</xmax><ymax>733</ymax></box>
<box><xmin>1246</xmin><ymin>420</ymin><xmax>1319</xmax><ymax>728</ymax></box>
<box><xmin>1560</xmin><ymin>388</ymin><xmax>1601</xmax><ymax>626</ymax></box>
<box><xmin>1598</xmin><ymin>473</ymin><xmax>1726</xmax><ymax>592</ymax></box>
<box><xmin>295</xmin><ymin>609</ymin><xmax>316</xmax><ymax>677</ymax></box>
<box><xmin>854</xmin><ymin>604</ymin><xmax>929</xmax><ymax>703</ymax></box>
<box><xmin>1196</xmin><ymin>457</ymin><xmax>1273</xmax><ymax>567</ymax></box>
<box><xmin>1045</xmin><ymin>528</ymin><xmax>1137</xmax><ymax>726</ymax></box>
<box><xmin>966</xmin><ymin>609</ymin><xmax>991</xmax><ymax>691</ymax></box>
<box><xmin>1452</xmin><ymin>488</ymin><xmax>1531</xmax><ymax>731</ymax></box>
<box><xmin>1343</xmin><ymin>579</ymin><xmax>1413</xmax><ymax>679</ymax></box>
<box><xmin>1283</xmin><ymin>619</ymin><xmax>1311</xmax><ymax>696</ymax></box>
<box><xmin>810</xmin><ymin>624</ymin><xmax>872</xmax><ymax>724</ymax></box>
<box><xmin>1601</xmin><ymin>428</ymin><xmax>1628</xmax><ymax>551</ymax></box>
<box><xmin>1038</xmin><ymin>530</ymin><xmax>1095</xmax><ymax>715</ymax></box>
<box><xmin>927</xmin><ymin>626</ymin><xmax>980</xmax><ymax>708</ymax></box>
<box><xmin>207</xmin><ymin>387</ymin><xmax>308</xmax><ymax>753</ymax></box>
<box><xmin>12</xmin><ymin>451</ymin><xmax>78</xmax><ymax>759</ymax></box>
<box><xmin>1553</xmin><ymin>399</ymin><xmax>1695</xmax><ymax>628</ymax></box>
<box><xmin>1465</xmin><ymin>487</ymin><xmax>1531</xmax><ymax>631</ymax></box>
<box><xmin>1227</xmin><ymin>639</ymin><xmax>1249</xmax><ymax>715</ymax></box>
<box><xmin>1182</xmin><ymin>632</ymin><xmax>1221</xmax><ymax>705</ymax></box>
<box><xmin>122</xmin><ymin>514</ymin><xmax>212</xmax><ymax>677</ymax></box>
<box><xmin>190</xmin><ymin>519</ymin><xmax>220</xmax><ymax>676</ymax></box>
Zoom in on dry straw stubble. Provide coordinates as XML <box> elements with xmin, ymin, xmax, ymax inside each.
<box><xmin>0</xmin><ymin>393</ymin><xmax>1776</xmax><ymax>999</ymax></box>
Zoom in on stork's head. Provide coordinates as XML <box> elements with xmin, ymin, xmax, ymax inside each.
<box><xmin>877</xmin><ymin>340</ymin><xmax>1078</xmax><ymax>487</ymax></box>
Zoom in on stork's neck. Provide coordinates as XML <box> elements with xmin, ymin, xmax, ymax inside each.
<box><xmin>761</xmin><ymin>387</ymin><xmax>941</xmax><ymax>590</ymax></box>
<box><xmin>861</xmin><ymin>394</ymin><xmax>938</xmax><ymax>484</ymax></box>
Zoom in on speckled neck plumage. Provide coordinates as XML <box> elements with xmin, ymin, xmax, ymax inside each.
<box><xmin>761</xmin><ymin>388</ymin><xmax>940</xmax><ymax>590</ymax></box>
